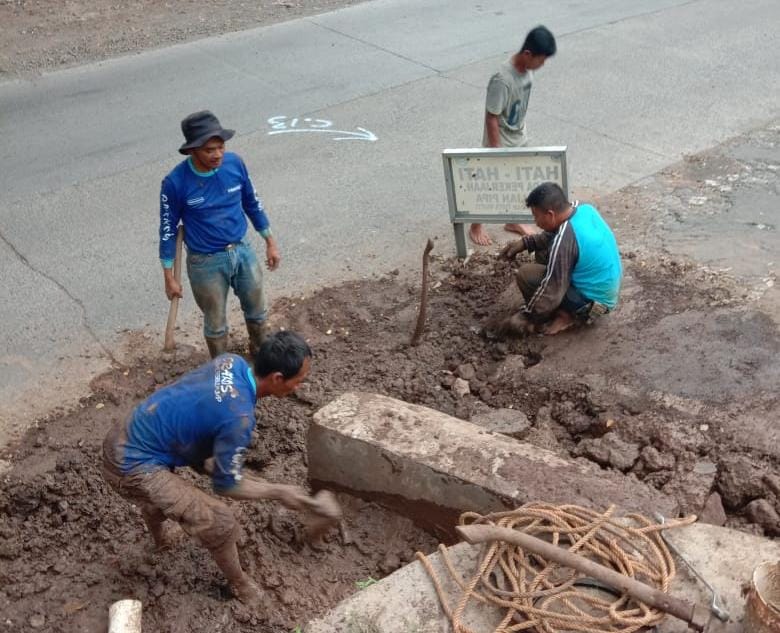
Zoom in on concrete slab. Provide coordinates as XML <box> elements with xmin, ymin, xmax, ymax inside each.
<box><xmin>308</xmin><ymin>392</ymin><xmax>677</xmax><ymax>538</ymax></box>
<box><xmin>306</xmin><ymin>523</ymin><xmax>780</xmax><ymax>633</ymax></box>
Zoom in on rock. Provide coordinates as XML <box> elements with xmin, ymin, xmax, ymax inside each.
<box><xmin>641</xmin><ymin>446</ymin><xmax>676</xmax><ymax>472</ymax></box>
<box><xmin>456</xmin><ymin>364</ymin><xmax>476</xmax><ymax>381</ymax></box>
<box><xmin>470</xmin><ymin>408</ymin><xmax>531</xmax><ymax>437</ymax></box>
<box><xmin>535</xmin><ymin>406</ymin><xmax>553</xmax><ymax>426</ymax></box>
<box><xmin>29</xmin><ymin>615</ymin><xmax>45</xmax><ymax>629</ymax></box>
<box><xmin>763</xmin><ymin>473</ymin><xmax>780</xmax><ymax>498</ymax></box>
<box><xmin>470</xmin><ymin>378</ymin><xmax>486</xmax><ymax>392</ymax></box>
<box><xmin>440</xmin><ymin>373</ymin><xmax>456</xmax><ymax>388</ymax></box>
<box><xmin>379</xmin><ymin>552</ymin><xmax>401</xmax><ymax>575</ymax></box>
<box><xmin>698</xmin><ymin>493</ymin><xmax>727</xmax><ymax>527</ymax></box>
<box><xmin>717</xmin><ymin>455</ymin><xmax>765</xmax><ymax>509</ymax></box>
<box><xmin>577</xmin><ymin>435</ymin><xmax>640</xmax><ymax>472</ymax></box>
<box><xmin>553</xmin><ymin>402</ymin><xmax>595</xmax><ymax>435</ymax></box>
<box><xmin>452</xmin><ymin>378</ymin><xmax>470</xmax><ymax>398</ymax></box>
<box><xmin>478</xmin><ymin>387</ymin><xmax>493</xmax><ymax>403</ymax></box>
<box><xmin>153</xmin><ymin>371</ymin><xmax>165</xmax><ymax>384</ymax></box>
<box><xmin>746</xmin><ymin>499</ymin><xmax>780</xmax><ymax>535</ymax></box>
<box><xmin>693</xmin><ymin>461</ymin><xmax>717</xmax><ymax>476</ymax></box>
<box><xmin>663</xmin><ymin>468</ymin><xmax>716</xmax><ymax>515</ymax></box>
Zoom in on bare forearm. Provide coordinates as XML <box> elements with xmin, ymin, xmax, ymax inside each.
<box><xmin>219</xmin><ymin>473</ymin><xmax>315</xmax><ymax>511</ymax></box>
<box><xmin>485</xmin><ymin>113</ymin><xmax>501</xmax><ymax>147</ymax></box>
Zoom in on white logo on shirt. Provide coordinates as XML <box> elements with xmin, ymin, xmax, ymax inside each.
<box><xmin>187</xmin><ymin>196</ymin><xmax>205</xmax><ymax>206</ymax></box>
<box><xmin>230</xmin><ymin>447</ymin><xmax>246</xmax><ymax>482</ymax></box>
<box><xmin>214</xmin><ymin>357</ymin><xmax>239</xmax><ymax>403</ymax></box>
<box><xmin>227</xmin><ymin>185</ymin><xmax>241</xmax><ymax>193</ymax></box>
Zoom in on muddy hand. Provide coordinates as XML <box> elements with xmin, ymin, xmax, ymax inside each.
<box><xmin>497</xmin><ymin>312</ymin><xmax>534</xmax><ymax>337</ymax></box>
<box><xmin>499</xmin><ymin>240</ymin><xmax>526</xmax><ymax>260</ymax></box>
<box><xmin>302</xmin><ymin>490</ymin><xmax>342</xmax><ymax>541</ymax></box>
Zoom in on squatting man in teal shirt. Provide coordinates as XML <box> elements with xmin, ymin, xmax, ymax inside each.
<box><xmin>102</xmin><ymin>331</ymin><xmax>341</xmax><ymax>608</ymax></box>
<box><xmin>498</xmin><ymin>182</ymin><xmax>622</xmax><ymax>335</ymax></box>
<box><xmin>160</xmin><ymin>110</ymin><xmax>281</xmax><ymax>358</ymax></box>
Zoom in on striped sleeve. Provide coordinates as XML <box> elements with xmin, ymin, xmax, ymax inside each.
<box><xmin>523</xmin><ymin>221</ymin><xmax>579</xmax><ymax>319</ymax></box>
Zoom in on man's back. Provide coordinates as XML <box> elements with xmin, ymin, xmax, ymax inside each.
<box><xmin>569</xmin><ymin>204</ymin><xmax>622</xmax><ymax>309</ymax></box>
<box><xmin>123</xmin><ymin>354</ymin><xmax>258</xmax><ymax>489</ymax></box>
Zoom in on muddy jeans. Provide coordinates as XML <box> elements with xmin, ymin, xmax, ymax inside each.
<box><xmin>515</xmin><ymin>263</ymin><xmax>593</xmax><ymax>320</ymax></box>
<box><xmin>186</xmin><ymin>240</ymin><xmax>267</xmax><ymax>338</ymax></box>
<box><xmin>102</xmin><ymin>417</ymin><xmax>237</xmax><ymax>550</ymax></box>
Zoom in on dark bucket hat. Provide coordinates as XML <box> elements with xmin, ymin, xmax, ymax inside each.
<box><xmin>178</xmin><ymin>110</ymin><xmax>235</xmax><ymax>154</ymax></box>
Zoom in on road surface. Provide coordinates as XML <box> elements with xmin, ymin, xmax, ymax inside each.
<box><xmin>0</xmin><ymin>0</ymin><xmax>778</xmax><ymax>443</ymax></box>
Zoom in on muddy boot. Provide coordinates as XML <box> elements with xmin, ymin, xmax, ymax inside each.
<box><xmin>245</xmin><ymin>320</ymin><xmax>268</xmax><ymax>359</ymax></box>
<box><xmin>211</xmin><ymin>540</ymin><xmax>265</xmax><ymax>608</ymax></box>
<box><xmin>205</xmin><ymin>334</ymin><xmax>228</xmax><ymax>359</ymax></box>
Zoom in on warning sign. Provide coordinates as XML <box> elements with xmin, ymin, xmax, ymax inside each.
<box><xmin>443</xmin><ymin>147</ymin><xmax>568</xmax><ymax>218</ymax></box>
<box><xmin>441</xmin><ymin>146</ymin><xmax>568</xmax><ymax>257</ymax></box>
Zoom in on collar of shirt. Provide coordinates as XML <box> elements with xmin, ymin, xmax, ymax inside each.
<box><xmin>246</xmin><ymin>366</ymin><xmax>257</xmax><ymax>400</ymax></box>
<box><xmin>187</xmin><ymin>156</ymin><xmax>219</xmax><ymax>178</ymax></box>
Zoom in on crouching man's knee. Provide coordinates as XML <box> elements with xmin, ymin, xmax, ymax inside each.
<box><xmin>195</xmin><ymin>501</ymin><xmax>240</xmax><ymax>551</ymax></box>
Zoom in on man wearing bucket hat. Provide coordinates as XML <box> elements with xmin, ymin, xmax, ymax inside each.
<box><xmin>159</xmin><ymin>110</ymin><xmax>280</xmax><ymax>358</ymax></box>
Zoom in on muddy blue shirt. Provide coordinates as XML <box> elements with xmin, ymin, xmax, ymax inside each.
<box><xmin>159</xmin><ymin>152</ymin><xmax>271</xmax><ymax>267</ymax></box>
<box><xmin>122</xmin><ymin>354</ymin><xmax>257</xmax><ymax>492</ymax></box>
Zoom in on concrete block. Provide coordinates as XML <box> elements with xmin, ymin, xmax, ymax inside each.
<box><xmin>306</xmin><ymin>523</ymin><xmax>780</xmax><ymax>633</ymax></box>
<box><xmin>309</xmin><ymin>392</ymin><xmax>677</xmax><ymax>538</ymax></box>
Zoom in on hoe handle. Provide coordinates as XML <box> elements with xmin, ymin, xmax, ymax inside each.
<box><xmin>163</xmin><ymin>227</ymin><xmax>184</xmax><ymax>351</ymax></box>
<box><xmin>456</xmin><ymin>524</ymin><xmax>710</xmax><ymax>631</ymax></box>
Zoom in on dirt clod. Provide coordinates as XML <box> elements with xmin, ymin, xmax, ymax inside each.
<box><xmin>576</xmin><ymin>435</ymin><xmax>641</xmax><ymax>472</ymax></box>
<box><xmin>698</xmin><ymin>492</ymin><xmax>728</xmax><ymax>527</ymax></box>
<box><xmin>640</xmin><ymin>446</ymin><xmax>676</xmax><ymax>473</ymax></box>
<box><xmin>745</xmin><ymin>499</ymin><xmax>780</xmax><ymax>536</ymax></box>
<box><xmin>717</xmin><ymin>455</ymin><xmax>767</xmax><ymax>509</ymax></box>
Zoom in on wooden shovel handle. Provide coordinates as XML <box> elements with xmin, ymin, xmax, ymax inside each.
<box><xmin>163</xmin><ymin>227</ymin><xmax>184</xmax><ymax>351</ymax></box>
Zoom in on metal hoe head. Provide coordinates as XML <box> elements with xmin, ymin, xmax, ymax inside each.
<box><xmin>654</xmin><ymin>513</ymin><xmax>730</xmax><ymax>622</ymax></box>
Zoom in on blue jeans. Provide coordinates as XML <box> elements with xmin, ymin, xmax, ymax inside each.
<box><xmin>186</xmin><ymin>241</ymin><xmax>267</xmax><ymax>338</ymax></box>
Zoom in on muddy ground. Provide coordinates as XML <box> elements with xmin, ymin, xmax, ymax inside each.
<box><xmin>1</xmin><ymin>127</ymin><xmax>779</xmax><ymax>630</ymax></box>
<box><xmin>0</xmin><ymin>0</ymin><xmax>364</xmax><ymax>77</ymax></box>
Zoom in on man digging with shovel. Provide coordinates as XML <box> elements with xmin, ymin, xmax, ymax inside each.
<box><xmin>160</xmin><ymin>110</ymin><xmax>280</xmax><ymax>358</ymax></box>
<box><xmin>102</xmin><ymin>331</ymin><xmax>341</xmax><ymax>608</ymax></box>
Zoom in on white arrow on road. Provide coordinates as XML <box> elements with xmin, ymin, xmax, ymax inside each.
<box><xmin>266</xmin><ymin>115</ymin><xmax>378</xmax><ymax>141</ymax></box>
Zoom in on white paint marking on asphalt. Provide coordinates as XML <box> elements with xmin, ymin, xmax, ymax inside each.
<box><xmin>267</xmin><ymin>115</ymin><xmax>378</xmax><ymax>141</ymax></box>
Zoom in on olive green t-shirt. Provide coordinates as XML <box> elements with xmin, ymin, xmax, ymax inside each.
<box><xmin>482</xmin><ymin>62</ymin><xmax>533</xmax><ymax>147</ymax></box>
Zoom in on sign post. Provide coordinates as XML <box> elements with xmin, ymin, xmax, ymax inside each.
<box><xmin>442</xmin><ymin>147</ymin><xmax>568</xmax><ymax>258</ymax></box>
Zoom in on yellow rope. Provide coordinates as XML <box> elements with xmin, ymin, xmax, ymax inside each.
<box><xmin>416</xmin><ymin>503</ymin><xmax>696</xmax><ymax>633</ymax></box>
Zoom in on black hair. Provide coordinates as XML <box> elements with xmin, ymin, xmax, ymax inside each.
<box><xmin>254</xmin><ymin>331</ymin><xmax>312</xmax><ymax>379</ymax></box>
<box><xmin>521</xmin><ymin>25</ymin><xmax>557</xmax><ymax>57</ymax></box>
<box><xmin>525</xmin><ymin>182</ymin><xmax>569</xmax><ymax>212</ymax></box>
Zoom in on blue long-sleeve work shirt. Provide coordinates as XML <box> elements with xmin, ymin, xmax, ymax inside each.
<box><xmin>122</xmin><ymin>354</ymin><xmax>258</xmax><ymax>492</ymax></box>
<box><xmin>159</xmin><ymin>152</ymin><xmax>271</xmax><ymax>267</ymax></box>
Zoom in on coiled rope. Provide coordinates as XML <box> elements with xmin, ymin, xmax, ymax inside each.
<box><xmin>416</xmin><ymin>503</ymin><xmax>696</xmax><ymax>633</ymax></box>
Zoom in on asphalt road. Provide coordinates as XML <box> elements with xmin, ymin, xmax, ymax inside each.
<box><xmin>0</xmin><ymin>0</ymin><xmax>778</xmax><ymax>436</ymax></box>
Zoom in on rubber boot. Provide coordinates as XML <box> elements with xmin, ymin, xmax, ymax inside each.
<box><xmin>245</xmin><ymin>320</ymin><xmax>268</xmax><ymax>360</ymax></box>
<box><xmin>205</xmin><ymin>334</ymin><xmax>228</xmax><ymax>359</ymax></box>
<box><xmin>210</xmin><ymin>540</ymin><xmax>264</xmax><ymax>608</ymax></box>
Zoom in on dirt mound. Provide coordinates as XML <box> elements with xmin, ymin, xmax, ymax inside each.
<box><xmin>2</xmin><ymin>244</ymin><xmax>779</xmax><ymax>631</ymax></box>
